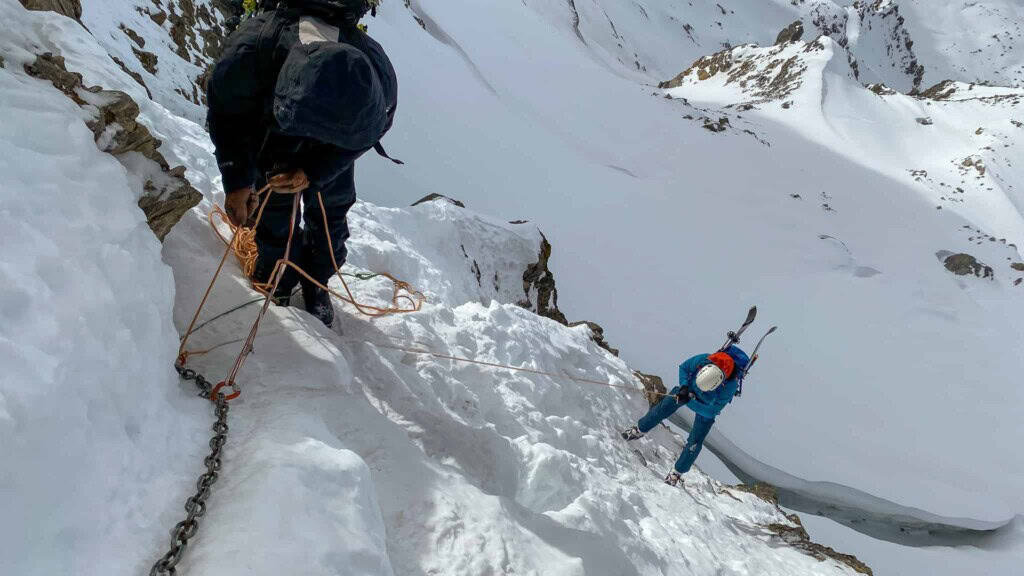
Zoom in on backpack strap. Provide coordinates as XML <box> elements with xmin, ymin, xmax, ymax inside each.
<box><xmin>373</xmin><ymin>142</ymin><xmax>404</xmax><ymax>164</ymax></box>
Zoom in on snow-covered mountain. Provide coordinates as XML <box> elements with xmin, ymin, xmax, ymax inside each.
<box><xmin>2</xmin><ymin>1</ymin><xmax>1023</xmax><ymax>575</ymax></box>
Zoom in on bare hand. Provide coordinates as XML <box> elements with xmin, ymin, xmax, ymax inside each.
<box><xmin>268</xmin><ymin>169</ymin><xmax>309</xmax><ymax>194</ymax></box>
<box><xmin>225</xmin><ymin>186</ymin><xmax>257</xmax><ymax>227</ymax></box>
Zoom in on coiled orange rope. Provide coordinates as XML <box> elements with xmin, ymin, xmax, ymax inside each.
<box><xmin>207</xmin><ymin>189</ymin><xmax>425</xmax><ymax>317</ymax></box>
<box><xmin>177</xmin><ymin>186</ymin><xmax>425</xmax><ymax>399</ymax></box>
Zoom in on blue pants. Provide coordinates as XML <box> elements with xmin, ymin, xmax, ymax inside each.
<box><xmin>637</xmin><ymin>386</ymin><xmax>715</xmax><ymax>474</ymax></box>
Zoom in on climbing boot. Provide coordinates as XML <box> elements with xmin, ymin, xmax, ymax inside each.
<box><xmin>664</xmin><ymin>471</ymin><xmax>683</xmax><ymax>487</ymax></box>
<box><xmin>301</xmin><ymin>279</ymin><xmax>334</xmax><ymax>328</ymax></box>
<box><xmin>621</xmin><ymin>426</ymin><xmax>645</xmax><ymax>441</ymax></box>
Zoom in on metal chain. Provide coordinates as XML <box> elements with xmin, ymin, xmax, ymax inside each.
<box><xmin>149</xmin><ymin>364</ymin><xmax>231</xmax><ymax>576</ymax></box>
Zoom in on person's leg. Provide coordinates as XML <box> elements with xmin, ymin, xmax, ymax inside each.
<box><xmin>301</xmin><ymin>187</ymin><xmax>355</xmax><ymax>286</ymax></box>
<box><xmin>673</xmin><ymin>415</ymin><xmax>715</xmax><ymax>474</ymax></box>
<box><xmin>637</xmin><ymin>387</ymin><xmax>685</xmax><ymax>433</ymax></box>
<box><xmin>253</xmin><ymin>191</ymin><xmax>302</xmax><ymax>301</ymax></box>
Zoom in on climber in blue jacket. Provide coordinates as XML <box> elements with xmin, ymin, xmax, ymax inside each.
<box><xmin>622</xmin><ymin>345</ymin><xmax>749</xmax><ymax>486</ymax></box>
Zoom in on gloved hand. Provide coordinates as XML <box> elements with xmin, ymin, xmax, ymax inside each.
<box><xmin>268</xmin><ymin>169</ymin><xmax>309</xmax><ymax>194</ymax></box>
<box><xmin>225</xmin><ymin>186</ymin><xmax>258</xmax><ymax>227</ymax></box>
<box><xmin>675</xmin><ymin>387</ymin><xmax>694</xmax><ymax>404</ymax></box>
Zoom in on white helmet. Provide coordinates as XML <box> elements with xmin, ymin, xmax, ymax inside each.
<box><xmin>695</xmin><ymin>364</ymin><xmax>725</xmax><ymax>392</ymax></box>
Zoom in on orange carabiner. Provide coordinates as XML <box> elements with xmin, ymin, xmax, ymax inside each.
<box><xmin>211</xmin><ymin>381</ymin><xmax>241</xmax><ymax>402</ymax></box>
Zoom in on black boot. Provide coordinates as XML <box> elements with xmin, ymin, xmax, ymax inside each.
<box><xmin>301</xmin><ymin>278</ymin><xmax>334</xmax><ymax>328</ymax></box>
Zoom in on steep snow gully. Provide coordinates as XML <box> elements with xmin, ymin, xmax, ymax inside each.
<box><xmin>5</xmin><ymin>0</ymin><xmax>1024</xmax><ymax>574</ymax></box>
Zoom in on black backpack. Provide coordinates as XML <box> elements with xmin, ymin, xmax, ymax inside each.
<box><xmin>253</xmin><ymin>2</ymin><xmax>399</xmax><ymax>164</ymax></box>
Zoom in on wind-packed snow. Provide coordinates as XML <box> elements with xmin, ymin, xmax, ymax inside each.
<box><xmin>4</xmin><ymin>0</ymin><xmax>1024</xmax><ymax>575</ymax></box>
<box><xmin>0</xmin><ymin>1</ymin><xmax>867</xmax><ymax>575</ymax></box>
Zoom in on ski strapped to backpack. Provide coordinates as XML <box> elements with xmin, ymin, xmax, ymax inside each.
<box><xmin>717</xmin><ymin>306</ymin><xmax>777</xmax><ymax>397</ymax></box>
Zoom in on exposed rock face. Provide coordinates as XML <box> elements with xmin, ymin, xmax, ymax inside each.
<box><xmin>1011</xmin><ymin>262</ymin><xmax>1024</xmax><ymax>272</ymax></box>
<box><xmin>731</xmin><ymin>484</ymin><xmax>873</xmax><ymax>575</ymax></box>
<box><xmin>24</xmin><ymin>53</ymin><xmax>200</xmax><ymax>241</ymax></box>
<box><xmin>808</xmin><ymin>0</ymin><xmax>923</xmax><ymax>93</ymax></box>
<box><xmin>569</xmin><ymin>321</ymin><xmax>619</xmax><ymax>356</ymax></box>
<box><xmin>775</xmin><ymin>20</ymin><xmax>804</xmax><ymax>45</ymax></box>
<box><xmin>634</xmin><ymin>371</ymin><xmax>666</xmax><ymax>406</ymax></box>
<box><xmin>940</xmin><ymin>252</ymin><xmax>994</xmax><ymax>280</ymax></box>
<box><xmin>133</xmin><ymin>47</ymin><xmax>159</xmax><ymax>75</ymax></box>
<box><xmin>660</xmin><ymin>39</ymin><xmax>824</xmax><ymax>105</ymax></box>
<box><xmin>18</xmin><ymin>0</ymin><xmax>81</xmax><ymax>20</ymax></box>
<box><xmin>521</xmin><ymin>232</ymin><xmax>568</xmax><ymax>325</ymax></box>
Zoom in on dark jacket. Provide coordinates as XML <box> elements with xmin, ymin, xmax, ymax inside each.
<box><xmin>206</xmin><ymin>6</ymin><xmax>397</xmax><ymax>201</ymax></box>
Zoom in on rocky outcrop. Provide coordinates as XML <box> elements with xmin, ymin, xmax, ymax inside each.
<box><xmin>132</xmin><ymin>47</ymin><xmax>159</xmax><ymax>75</ymax></box>
<box><xmin>808</xmin><ymin>0</ymin><xmax>923</xmax><ymax>93</ymax></box>
<box><xmin>775</xmin><ymin>21</ymin><xmax>803</xmax><ymax>45</ymax></box>
<box><xmin>938</xmin><ymin>251</ymin><xmax>994</xmax><ymax>280</ymax></box>
<box><xmin>634</xmin><ymin>371</ymin><xmax>666</xmax><ymax>406</ymax></box>
<box><xmin>731</xmin><ymin>484</ymin><xmax>873</xmax><ymax>575</ymax></box>
<box><xmin>660</xmin><ymin>39</ymin><xmax>823</xmax><ymax>105</ymax></box>
<box><xmin>24</xmin><ymin>53</ymin><xmax>200</xmax><ymax>241</ymax></box>
<box><xmin>521</xmin><ymin>232</ymin><xmax>568</xmax><ymax>325</ymax></box>
<box><xmin>569</xmin><ymin>321</ymin><xmax>619</xmax><ymax>356</ymax></box>
<box><xmin>18</xmin><ymin>0</ymin><xmax>81</xmax><ymax>21</ymax></box>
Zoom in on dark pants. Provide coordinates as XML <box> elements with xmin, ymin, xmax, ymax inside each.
<box><xmin>252</xmin><ymin>187</ymin><xmax>354</xmax><ymax>297</ymax></box>
<box><xmin>637</xmin><ymin>386</ymin><xmax>715</xmax><ymax>474</ymax></box>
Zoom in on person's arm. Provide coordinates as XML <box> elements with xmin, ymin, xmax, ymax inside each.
<box><xmin>206</xmin><ymin>17</ymin><xmax>270</xmax><ymax>224</ymax></box>
<box><xmin>678</xmin><ymin>354</ymin><xmax>705</xmax><ymax>388</ymax></box>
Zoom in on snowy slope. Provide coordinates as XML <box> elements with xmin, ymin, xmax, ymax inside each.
<box><xmin>356</xmin><ymin>1</ymin><xmax>1024</xmax><ymax>574</ymax></box>
<box><xmin>1</xmin><ymin>1</ymin><xmax>867</xmax><ymax>575</ymax></box>
<box><xmin>4</xmin><ymin>0</ymin><xmax>1024</xmax><ymax>575</ymax></box>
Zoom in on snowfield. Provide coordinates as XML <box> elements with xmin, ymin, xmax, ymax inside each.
<box><xmin>2</xmin><ymin>0</ymin><xmax>1024</xmax><ymax>575</ymax></box>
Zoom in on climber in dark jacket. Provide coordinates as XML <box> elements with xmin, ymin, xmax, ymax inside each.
<box><xmin>621</xmin><ymin>345</ymin><xmax>750</xmax><ymax>486</ymax></box>
<box><xmin>206</xmin><ymin>0</ymin><xmax>396</xmax><ymax>327</ymax></box>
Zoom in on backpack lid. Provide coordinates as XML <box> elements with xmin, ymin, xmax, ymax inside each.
<box><xmin>272</xmin><ymin>18</ymin><xmax>388</xmax><ymax>151</ymax></box>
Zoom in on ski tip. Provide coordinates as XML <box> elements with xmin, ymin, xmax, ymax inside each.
<box><xmin>766</xmin><ymin>325</ymin><xmax>778</xmax><ymax>334</ymax></box>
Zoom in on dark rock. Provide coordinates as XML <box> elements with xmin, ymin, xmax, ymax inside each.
<box><xmin>110</xmin><ymin>55</ymin><xmax>152</xmax><ymax>98</ymax></box>
<box><xmin>120</xmin><ymin>24</ymin><xmax>146</xmax><ymax>48</ymax></box>
<box><xmin>941</xmin><ymin>252</ymin><xmax>994</xmax><ymax>280</ymax></box>
<box><xmin>412</xmin><ymin>193</ymin><xmax>466</xmax><ymax>209</ymax></box>
<box><xmin>915</xmin><ymin>117</ymin><xmax>933</xmax><ymax>125</ymax></box>
<box><xmin>633</xmin><ymin>371</ymin><xmax>666</xmax><ymax>406</ymax></box>
<box><xmin>569</xmin><ymin>321</ymin><xmax>619</xmax><ymax>356</ymax></box>
<box><xmin>24</xmin><ymin>52</ymin><xmax>199</xmax><ymax>241</ymax></box>
<box><xmin>23</xmin><ymin>53</ymin><xmax>87</xmax><ymax>104</ymax></box>
<box><xmin>18</xmin><ymin>0</ymin><xmax>81</xmax><ymax>20</ymax></box>
<box><xmin>868</xmin><ymin>83</ymin><xmax>896</xmax><ymax>95</ymax></box>
<box><xmin>775</xmin><ymin>20</ymin><xmax>804</xmax><ymax>45</ymax></box>
<box><xmin>132</xmin><ymin>47</ymin><xmax>159</xmax><ymax>74</ymax></box>
<box><xmin>918</xmin><ymin>80</ymin><xmax>956</xmax><ymax>100</ymax></box>
<box><xmin>1010</xmin><ymin>262</ymin><xmax>1024</xmax><ymax>272</ymax></box>
<box><xmin>702</xmin><ymin>116</ymin><xmax>730</xmax><ymax>132</ymax></box>
<box><xmin>150</xmin><ymin>9</ymin><xmax>168</xmax><ymax>27</ymax></box>
<box><xmin>520</xmin><ymin>232</ymin><xmax>568</xmax><ymax>325</ymax></box>
<box><xmin>732</xmin><ymin>484</ymin><xmax>873</xmax><ymax>575</ymax></box>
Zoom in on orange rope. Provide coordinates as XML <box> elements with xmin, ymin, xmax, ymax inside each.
<box><xmin>343</xmin><ymin>337</ymin><xmax>676</xmax><ymax>398</ymax></box>
<box><xmin>208</xmin><ymin>190</ymin><xmax>425</xmax><ymax>316</ymax></box>
<box><xmin>178</xmin><ymin>185</ymin><xmax>426</xmax><ymax>401</ymax></box>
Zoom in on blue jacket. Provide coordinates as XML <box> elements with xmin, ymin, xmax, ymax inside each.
<box><xmin>678</xmin><ymin>345</ymin><xmax>750</xmax><ymax>420</ymax></box>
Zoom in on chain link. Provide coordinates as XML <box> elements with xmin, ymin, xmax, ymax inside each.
<box><xmin>149</xmin><ymin>365</ymin><xmax>230</xmax><ymax>576</ymax></box>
